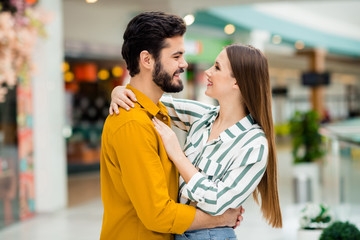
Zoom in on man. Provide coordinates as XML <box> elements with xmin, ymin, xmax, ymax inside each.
<box><xmin>100</xmin><ymin>12</ymin><xmax>243</xmax><ymax>239</ymax></box>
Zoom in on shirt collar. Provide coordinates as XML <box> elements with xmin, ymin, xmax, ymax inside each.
<box><xmin>126</xmin><ymin>84</ymin><xmax>165</xmax><ymax>117</ymax></box>
<box><xmin>205</xmin><ymin>106</ymin><xmax>220</xmax><ymax>128</ymax></box>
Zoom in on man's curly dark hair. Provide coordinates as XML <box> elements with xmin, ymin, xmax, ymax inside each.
<box><xmin>121</xmin><ymin>11</ymin><xmax>186</xmax><ymax>77</ymax></box>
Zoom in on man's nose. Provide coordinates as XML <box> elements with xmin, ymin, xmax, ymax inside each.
<box><xmin>179</xmin><ymin>58</ymin><xmax>188</xmax><ymax>69</ymax></box>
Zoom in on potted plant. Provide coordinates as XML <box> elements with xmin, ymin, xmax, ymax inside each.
<box><xmin>320</xmin><ymin>221</ymin><xmax>360</xmax><ymax>240</ymax></box>
<box><xmin>289</xmin><ymin>110</ymin><xmax>325</xmax><ymax>164</ymax></box>
<box><xmin>298</xmin><ymin>203</ymin><xmax>333</xmax><ymax>240</ymax></box>
<box><xmin>289</xmin><ymin>110</ymin><xmax>325</xmax><ymax>203</ymax></box>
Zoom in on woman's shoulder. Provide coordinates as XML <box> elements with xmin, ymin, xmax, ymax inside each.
<box><xmin>234</xmin><ymin>123</ymin><xmax>267</xmax><ymax>148</ymax></box>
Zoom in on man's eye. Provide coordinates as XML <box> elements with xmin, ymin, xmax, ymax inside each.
<box><xmin>215</xmin><ymin>66</ymin><xmax>220</xmax><ymax>70</ymax></box>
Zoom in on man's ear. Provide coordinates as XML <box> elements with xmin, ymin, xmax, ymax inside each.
<box><xmin>139</xmin><ymin>50</ymin><xmax>154</xmax><ymax>71</ymax></box>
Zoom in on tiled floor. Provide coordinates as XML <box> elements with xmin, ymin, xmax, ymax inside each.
<box><xmin>0</xmin><ymin>145</ymin><xmax>359</xmax><ymax>240</ymax></box>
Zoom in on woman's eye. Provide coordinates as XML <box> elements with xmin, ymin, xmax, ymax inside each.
<box><xmin>215</xmin><ymin>66</ymin><xmax>220</xmax><ymax>70</ymax></box>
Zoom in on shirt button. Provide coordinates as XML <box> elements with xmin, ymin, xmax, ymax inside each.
<box><xmin>162</xmin><ymin>117</ymin><xmax>167</xmax><ymax>121</ymax></box>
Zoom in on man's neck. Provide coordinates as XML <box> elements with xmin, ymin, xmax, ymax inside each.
<box><xmin>129</xmin><ymin>74</ymin><xmax>163</xmax><ymax>104</ymax></box>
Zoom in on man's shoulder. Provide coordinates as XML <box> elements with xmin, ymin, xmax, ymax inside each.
<box><xmin>104</xmin><ymin>108</ymin><xmax>153</xmax><ymax>133</ymax></box>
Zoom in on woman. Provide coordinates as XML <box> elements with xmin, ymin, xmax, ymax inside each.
<box><xmin>110</xmin><ymin>44</ymin><xmax>282</xmax><ymax>239</ymax></box>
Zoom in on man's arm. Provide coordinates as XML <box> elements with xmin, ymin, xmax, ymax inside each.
<box><xmin>189</xmin><ymin>207</ymin><xmax>244</xmax><ymax>231</ymax></box>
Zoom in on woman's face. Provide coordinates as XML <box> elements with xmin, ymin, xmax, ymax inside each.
<box><xmin>204</xmin><ymin>49</ymin><xmax>237</xmax><ymax>100</ymax></box>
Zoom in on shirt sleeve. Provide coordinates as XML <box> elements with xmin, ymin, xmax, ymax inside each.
<box><xmin>160</xmin><ymin>95</ymin><xmax>215</xmax><ymax>132</ymax></box>
<box><xmin>110</xmin><ymin>120</ymin><xmax>195</xmax><ymax>233</ymax></box>
<box><xmin>180</xmin><ymin>141</ymin><xmax>268</xmax><ymax>216</ymax></box>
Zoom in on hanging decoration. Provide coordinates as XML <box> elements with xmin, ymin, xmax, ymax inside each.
<box><xmin>0</xmin><ymin>0</ymin><xmax>50</xmax><ymax>102</ymax></box>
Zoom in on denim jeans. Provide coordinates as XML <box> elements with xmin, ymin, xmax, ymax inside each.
<box><xmin>175</xmin><ymin>227</ymin><xmax>237</xmax><ymax>240</ymax></box>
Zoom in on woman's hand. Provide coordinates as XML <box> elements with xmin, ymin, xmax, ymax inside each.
<box><xmin>109</xmin><ymin>86</ymin><xmax>137</xmax><ymax>115</ymax></box>
<box><xmin>153</xmin><ymin>118</ymin><xmax>198</xmax><ymax>183</ymax></box>
<box><xmin>152</xmin><ymin>117</ymin><xmax>184</xmax><ymax>162</ymax></box>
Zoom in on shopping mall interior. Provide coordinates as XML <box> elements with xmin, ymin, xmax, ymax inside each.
<box><xmin>0</xmin><ymin>0</ymin><xmax>360</xmax><ymax>239</ymax></box>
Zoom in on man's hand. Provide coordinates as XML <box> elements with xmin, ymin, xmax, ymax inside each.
<box><xmin>109</xmin><ymin>86</ymin><xmax>137</xmax><ymax>115</ymax></box>
<box><xmin>220</xmin><ymin>206</ymin><xmax>245</xmax><ymax>229</ymax></box>
<box><xmin>233</xmin><ymin>206</ymin><xmax>245</xmax><ymax>229</ymax></box>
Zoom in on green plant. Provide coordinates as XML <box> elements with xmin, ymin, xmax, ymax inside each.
<box><xmin>320</xmin><ymin>221</ymin><xmax>360</xmax><ymax>240</ymax></box>
<box><xmin>289</xmin><ymin>110</ymin><xmax>325</xmax><ymax>163</ymax></box>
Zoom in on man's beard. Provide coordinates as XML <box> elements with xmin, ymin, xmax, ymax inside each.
<box><xmin>152</xmin><ymin>60</ymin><xmax>184</xmax><ymax>93</ymax></box>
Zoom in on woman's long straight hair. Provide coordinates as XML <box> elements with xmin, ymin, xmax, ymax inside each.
<box><xmin>226</xmin><ymin>44</ymin><xmax>282</xmax><ymax>228</ymax></box>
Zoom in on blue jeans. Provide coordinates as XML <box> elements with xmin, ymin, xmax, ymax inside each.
<box><xmin>175</xmin><ymin>227</ymin><xmax>237</xmax><ymax>240</ymax></box>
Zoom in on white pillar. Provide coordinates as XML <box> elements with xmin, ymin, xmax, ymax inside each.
<box><xmin>33</xmin><ymin>0</ymin><xmax>67</xmax><ymax>212</ymax></box>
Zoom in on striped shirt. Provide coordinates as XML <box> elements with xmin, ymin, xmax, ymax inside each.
<box><xmin>161</xmin><ymin>95</ymin><xmax>268</xmax><ymax>216</ymax></box>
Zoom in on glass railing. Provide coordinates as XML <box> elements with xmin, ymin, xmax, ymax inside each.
<box><xmin>321</xmin><ymin>118</ymin><xmax>360</xmax><ymax>222</ymax></box>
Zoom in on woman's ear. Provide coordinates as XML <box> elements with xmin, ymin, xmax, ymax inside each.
<box><xmin>139</xmin><ymin>50</ymin><xmax>154</xmax><ymax>71</ymax></box>
<box><xmin>233</xmin><ymin>81</ymin><xmax>239</xmax><ymax>90</ymax></box>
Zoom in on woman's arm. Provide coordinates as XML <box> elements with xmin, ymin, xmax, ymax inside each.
<box><xmin>109</xmin><ymin>86</ymin><xmax>215</xmax><ymax>132</ymax></box>
<box><xmin>153</xmin><ymin>117</ymin><xmax>267</xmax><ymax>216</ymax></box>
<box><xmin>160</xmin><ymin>95</ymin><xmax>214</xmax><ymax>132</ymax></box>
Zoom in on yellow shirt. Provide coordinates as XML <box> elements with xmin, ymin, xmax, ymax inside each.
<box><xmin>100</xmin><ymin>84</ymin><xmax>196</xmax><ymax>240</ymax></box>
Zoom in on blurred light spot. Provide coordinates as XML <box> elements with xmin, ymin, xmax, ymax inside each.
<box><xmin>63</xmin><ymin>62</ymin><xmax>69</xmax><ymax>72</ymax></box>
<box><xmin>272</xmin><ymin>35</ymin><xmax>282</xmax><ymax>44</ymax></box>
<box><xmin>295</xmin><ymin>40</ymin><xmax>305</xmax><ymax>50</ymax></box>
<box><xmin>98</xmin><ymin>69</ymin><xmax>109</xmax><ymax>80</ymax></box>
<box><xmin>86</xmin><ymin>0</ymin><xmax>97</xmax><ymax>3</ymax></box>
<box><xmin>184</xmin><ymin>14</ymin><xmax>195</xmax><ymax>26</ymax></box>
<box><xmin>224</xmin><ymin>24</ymin><xmax>235</xmax><ymax>35</ymax></box>
<box><xmin>62</xmin><ymin>126</ymin><xmax>73</xmax><ymax>138</ymax></box>
<box><xmin>112</xmin><ymin>66</ymin><xmax>123</xmax><ymax>77</ymax></box>
<box><xmin>64</xmin><ymin>72</ymin><xmax>74</xmax><ymax>82</ymax></box>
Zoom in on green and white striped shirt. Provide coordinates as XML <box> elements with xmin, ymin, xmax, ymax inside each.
<box><xmin>161</xmin><ymin>95</ymin><xmax>268</xmax><ymax>216</ymax></box>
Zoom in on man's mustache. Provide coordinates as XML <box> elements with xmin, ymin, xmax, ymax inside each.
<box><xmin>174</xmin><ymin>68</ymin><xmax>185</xmax><ymax>75</ymax></box>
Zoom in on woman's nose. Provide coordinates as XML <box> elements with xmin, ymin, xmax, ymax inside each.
<box><xmin>205</xmin><ymin>68</ymin><xmax>211</xmax><ymax>77</ymax></box>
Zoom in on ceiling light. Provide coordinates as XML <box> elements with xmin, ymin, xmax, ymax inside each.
<box><xmin>224</xmin><ymin>24</ymin><xmax>235</xmax><ymax>35</ymax></box>
<box><xmin>272</xmin><ymin>35</ymin><xmax>282</xmax><ymax>44</ymax></box>
<box><xmin>295</xmin><ymin>40</ymin><xmax>305</xmax><ymax>50</ymax></box>
<box><xmin>86</xmin><ymin>0</ymin><xmax>98</xmax><ymax>3</ymax></box>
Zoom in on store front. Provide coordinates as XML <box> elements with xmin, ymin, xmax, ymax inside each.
<box><xmin>63</xmin><ymin>58</ymin><xmax>127</xmax><ymax>174</ymax></box>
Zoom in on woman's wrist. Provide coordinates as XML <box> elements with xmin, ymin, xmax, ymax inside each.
<box><xmin>175</xmin><ymin>154</ymin><xmax>198</xmax><ymax>183</ymax></box>
<box><xmin>173</xmin><ymin>152</ymin><xmax>187</xmax><ymax>164</ymax></box>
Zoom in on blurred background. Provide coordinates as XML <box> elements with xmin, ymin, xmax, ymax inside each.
<box><xmin>0</xmin><ymin>0</ymin><xmax>359</xmax><ymax>239</ymax></box>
